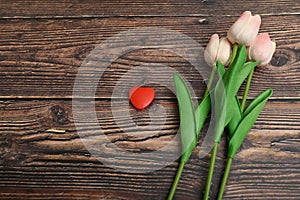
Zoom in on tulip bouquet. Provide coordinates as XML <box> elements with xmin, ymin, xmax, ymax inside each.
<box><xmin>167</xmin><ymin>11</ymin><xmax>276</xmax><ymax>200</ymax></box>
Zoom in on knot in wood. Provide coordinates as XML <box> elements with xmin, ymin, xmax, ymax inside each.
<box><xmin>271</xmin><ymin>52</ymin><xmax>289</xmax><ymax>67</ymax></box>
<box><xmin>50</xmin><ymin>105</ymin><xmax>69</xmax><ymax>125</ymax></box>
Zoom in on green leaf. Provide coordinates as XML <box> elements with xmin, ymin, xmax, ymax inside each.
<box><xmin>227</xmin><ymin>96</ymin><xmax>242</xmax><ymax>139</ymax></box>
<box><xmin>227</xmin><ymin>61</ymin><xmax>258</xmax><ymax>138</ymax></box>
<box><xmin>194</xmin><ymin>61</ymin><xmax>224</xmax><ymax>139</ymax></box>
<box><xmin>216</xmin><ymin>61</ymin><xmax>225</xmax><ymax>77</ymax></box>
<box><xmin>228</xmin><ymin>89</ymin><xmax>273</xmax><ymax>158</ymax></box>
<box><xmin>213</xmin><ymin>45</ymin><xmax>248</xmax><ymax>143</ymax></box>
<box><xmin>222</xmin><ymin>45</ymin><xmax>247</xmax><ymax>89</ymax></box>
<box><xmin>174</xmin><ymin>73</ymin><xmax>197</xmax><ymax>164</ymax></box>
<box><xmin>195</xmin><ymin>94</ymin><xmax>211</xmax><ymax>137</ymax></box>
<box><xmin>229</xmin><ymin>44</ymin><xmax>247</xmax><ymax>69</ymax></box>
<box><xmin>231</xmin><ymin>61</ymin><xmax>258</xmax><ymax>98</ymax></box>
<box><xmin>222</xmin><ymin>45</ymin><xmax>247</xmax><ymax>123</ymax></box>
<box><xmin>212</xmin><ymin>73</ymin><xmax>227</xmax><ymax>143</ymax></box>
<box><xmin>243</xmin><ymin>89</ymin><xmax>272</xmax><ymax>117</ymax></box>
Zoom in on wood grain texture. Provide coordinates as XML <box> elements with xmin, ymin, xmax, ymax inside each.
<box><xmin>0</xmin><ymin>0</ymin><xmax>299</xmax><ymax>18</ymax></box>
<box><xmin>1</xmin><ymin>0</ymin><xmax>300</xmax><ymax>199</ymax></box>
<box><xmin>0</xmin><ymin>100</ymin><xmax>299</xmax><ymax>199</ymax></box>
<box><xmin>0</xmin><ymin>15</ymin><xmax>299</xmax><ymax>99</ymax></box>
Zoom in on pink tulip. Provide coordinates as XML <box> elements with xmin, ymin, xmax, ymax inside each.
<box><xmin>248</xmin><ymin>33</ymin><xmax>276</xmax><ymax>66</ymax></box>
<box><xmin>227</xmin><ymin>11</ymin><xmax>261</xmax><ymax>46</ymax></box>
<box><xmin>204</xmin><ymin>34</ymin><xmax>232</xmax><ymax>67</ymax></box>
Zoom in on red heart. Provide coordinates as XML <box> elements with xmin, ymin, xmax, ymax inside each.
<box><xmin>129</xmin><ymin>86</ymin><xmax>155</xmax><ymax>110</ymax></box>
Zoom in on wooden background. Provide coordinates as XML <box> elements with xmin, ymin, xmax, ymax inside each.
<box><xmin>0</xmin><ymin>0</ymin><xmax>299</xmax><ymax>199</ymax></box>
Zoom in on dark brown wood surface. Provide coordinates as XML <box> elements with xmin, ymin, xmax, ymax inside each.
<box><xmin>0</xmin><ymin>1</ymin><xmax>299</xmax><ymax>199</ymax></box>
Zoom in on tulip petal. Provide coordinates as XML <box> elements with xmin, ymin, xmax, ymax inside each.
<box><xmin>260</xmin><ymin>41</ymin><xmax>276</xmax><ymax>66</ymax></box>
<box><xmin>227</xmin><ymin>11</ymin><xmax>251</xmax><ymax>44</ymax></box>
<box><xmin>239</xmin><ymin>15</ymin><xmax>261</xmax><ymax>46</ymax></box>
<box><xmin>204</xmin><ymin>34</ymin><xmax>220</xmax><ymax>67</ymax></box>
<box><xmin>249</xmin><ymin>33</ymin><xmax>276</xmax><ymax>66</ymax></box>
<box><xmin>217</xmin><ymin>38</ymin><xmax>232</xmax><ymax>66</ymax></box>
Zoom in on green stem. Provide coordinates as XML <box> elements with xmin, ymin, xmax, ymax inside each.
<box><xmin>203</xmin><ymin>143</ymin><xmax>219</xmax><ymax>200</ymax></box>
<box><xmin>240</xmin><ymin>68</ymin><xmax>254</xmax><ymax>112</ymax></box>
<box><xmin>203</xmin><ymin>65</ymin><xmax>217</xmax><ymax>97</ymax></box>
<box><xmin>229</xmin><ymin>43</ymin><xmax>239</xmax><ymax>67</ymax></box>
<box><xmin>217</xmin><ymin>157</ymin><xmax>233</xmax><ymax>200</ymax></box>
<box><xmin>167</xmin><ymin>161</ymin><xmax>185</xmax><ymax>200</ymax></box>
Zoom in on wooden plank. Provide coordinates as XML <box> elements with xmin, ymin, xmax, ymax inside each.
<box><xmin>0</xmin><ymin>189</ymin><xmax>111</xmax><ymax>200</ymax></box>
<box><xmin>0</xmin><ymin>100</ymin><xmax>299</xmax><ymax>199</ymax></box>
<box><xmin>0</xmin><ymin>0</ymin><xmax>299</xmax><ymax>18</ymax></box>
<box><xmin>0</xmin><ymin>16</ymin><xmax>299</xmax><ymax>99</ymax></box>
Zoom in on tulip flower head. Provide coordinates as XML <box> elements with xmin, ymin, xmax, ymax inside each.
<box><xmin>248</xmin><ymin>33</ymin><xmax>276</xmax><ymax>66</ymax></box>
<box><xmin>227</xmin><ymin>11</ymin><xmax>261</xmax><ymax>46</ymax></box>
<box><xmin>204</xmin><ymin>34</ymin><xmax>232</xmax><ymax>67</ymax></box>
